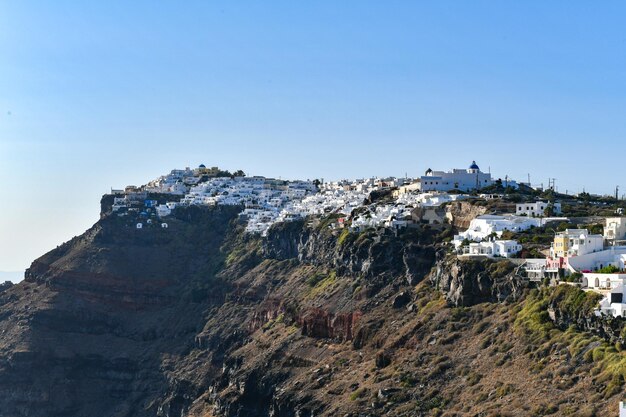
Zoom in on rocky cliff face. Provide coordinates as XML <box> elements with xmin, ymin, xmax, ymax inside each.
<box><xmin>429</xmin><ymin>255</ymin><xmax>528</xmax><ymax>306</ymax></box>
<box><xmin>0</xmin><ymin>205</ymin><xmax>622</xmax><ymax>417</ymax></box>
<box><xmin>444</xmin><ymin>200</ymin><xmax>488</xmax><ymax>229</ymax></box>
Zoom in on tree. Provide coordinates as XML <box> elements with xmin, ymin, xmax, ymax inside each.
<box><xmin>589</xmin><ymin>223</ymin><xmax>604</xmax><ymax>235</ymax></box>
<box><xmin>578</xmin><ymin>191</ymin><xmax>591</xmax><ymax>202</ymax></box>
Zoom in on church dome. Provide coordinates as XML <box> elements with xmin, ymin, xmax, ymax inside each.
<box><xmin>425</xmin><ymin>168</ymin><xmax>433</xmax><ymax>175</ymax></box>
<box><xmin>469</xmin><ymin>161</ymin><xmax>480</xmax><ymax>170</ymax></box>
<box><xmin>198</xmin><ymin>164</ymin><xmax>206</xmax><ymax>169</ymax></box>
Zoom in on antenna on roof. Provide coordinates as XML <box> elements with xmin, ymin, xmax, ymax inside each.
<box><xmin>548</xmin><ymin>178</ymin><xmax>557</xmax><ymax>191</ymax></box>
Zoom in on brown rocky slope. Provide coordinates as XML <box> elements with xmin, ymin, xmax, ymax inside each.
<box><xmin>0</xmin><ymin>204</ymin><xmax>623</xmax><ymax>416</ymax></box>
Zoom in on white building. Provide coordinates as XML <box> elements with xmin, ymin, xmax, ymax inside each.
<box><xmin>516</xmin><ymin>201</ymin><xmax>562</xmax><ymax>217</ymax></box>
<box><xmin>620</xmin><ymin>401</ymin><xmax>626</xmax><ymax>417</ymax></box>
<box><xmin>156</xmin><ymin>204</ymin><xmax>172</xmax><ymax>218</ymax></box>
<box><xmin>550</xmin><ymin>229</ymin><xmax>604</xmax><ymax>259</ymax></box>
<box><xmin>604</xmin><ymin>217</ymin><xmax>626</xmax><ymax>242</ymax></box>
<box><xmin>584</xmin><ymin>273</ymin><xmax>626</xmax><ymax>291</ymax></box>
<box><xmin>420</xmin><ymin>161</ymin><xmax>493</xmax><ymax>192</ymax></box>
<box><xmin>567</xmin><ymin>248</ymin><xmax>626</xmax><ymax>274</ymax></box>
<box><xmin>462</xmin><ymin>239</ymin><xmax>522</xmax><ymax>258</ymax></box>
<box><xmin>523</xmin><ymin>259</ymin><xmax>548</xmax><ymax>282</ymax></box>
<box><xmin>596</xmin><ymin>284</ymin><xmax>626</xmax><ymax>317</ymax></box>
<box><xmin>453</xmin><ymin>215</ymin><xmax>545</xmax><ymax>248</ymax></box>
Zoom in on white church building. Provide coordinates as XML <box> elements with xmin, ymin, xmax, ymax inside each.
<box><xmin>420</xmin><ymin>161</ymin><xmax>493</xmax><ymax>192</ymax></box>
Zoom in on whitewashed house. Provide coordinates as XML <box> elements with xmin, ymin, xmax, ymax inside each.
<box><xmin>596</xmin><ymin>284</ymin><xmax>626</xmax><ymax>317</ymax></box>
<box><xmin>463</xmin><ymin>240</ymin><xmax>522</xmax><ymax>258</ymax></box>
<box><xmin>604</xmin><ymin>217</ymin><xmax>626</xmax><ymax>242</ymax></box>
<box><xmin>516</xmin><ymin>201</ymin><xmax>562</xmax><ymax>217</ymax></box>
<box><xmin>567</xmin><ymin>248</ymin><xmax>626</xmax><ymax>274</ymax></box>
<box><xmin>156</xmin><ymin>204</ymin><xmax>172</xmax><ymax>218</ymax></box>
<box><xmin>112</xmin><ymin>197</ymin><xmax>128</xmax><ymax>212</ymax></box>
<box><xmin>523</xmin><ymin>259</ymin><xmax>548</xmax><ymax>281</ymax></box>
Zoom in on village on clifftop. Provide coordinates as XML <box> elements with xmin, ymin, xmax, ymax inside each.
<box><xmin>107</xmin><ymin>161</ymin><xmax>626</xmax><ymax>320</ymax></box>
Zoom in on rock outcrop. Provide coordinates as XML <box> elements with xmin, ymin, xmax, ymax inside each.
<box><xmin>264</xmin><ymin>221</ymin><xmax>439</xmax><ymax>287</ymax></box>
<box><xmin>444</xmin><ymin>200</ymin><xmax>488</xmax><ymax>229</ymax></box>
<box><xmin>429</xmin><ymin>254</ymin><xmax>528</xmax><ymax>306</ymax></box>
<box><xmin>546</xmin><ymin>285</ymin><xmax>626</xmax><ymax>344</ymax></box>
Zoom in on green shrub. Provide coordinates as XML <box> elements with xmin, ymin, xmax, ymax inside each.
<box><xmin>597</xmin><ymin>265</ymin><xmax>620</xmax><ymax>274</ymax></box>
<box><xmin>349</xmin><ymin>387</ymin><xmax>367</xmax><ymax>401</ymax></box>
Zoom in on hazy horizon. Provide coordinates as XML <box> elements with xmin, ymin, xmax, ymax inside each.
<box><xmin>3</xmin><ymin>1</ymin><xmax>626</xmax><ymax>271</ymax></box>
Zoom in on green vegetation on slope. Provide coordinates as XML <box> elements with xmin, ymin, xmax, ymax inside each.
<box><xmin>515</xmin><ymin>286</ymin><xmax>625</xmax><ymax>398</ymax></box>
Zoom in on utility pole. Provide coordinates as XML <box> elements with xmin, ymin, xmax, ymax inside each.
<box><xmin>615</xmin><ymin>185</ymin><xmax>619</xmax><ymax>200</ymax></box>
<box><xmin>548</xmin><ymin>178</ymin><xmax>557</xmax><ymax>191</ymax></box>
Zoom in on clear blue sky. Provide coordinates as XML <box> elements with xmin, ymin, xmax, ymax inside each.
<box><xmin>1</xmin><ymin>1</ymin><xmax>625</xmax><ymax>272</ymax></box>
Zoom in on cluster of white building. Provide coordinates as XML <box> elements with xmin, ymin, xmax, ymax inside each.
<box><xmin>451</xmin><ymin>206</ymin><xmax>626</xmax><ymax>318</ymax></box>
<box><xmin>521</xmin><ymin>218</ymin><xmax>626</xmax><ymax>318</ymax></box>
<box><xmin>116</xmin><ymin>160</ymin><xmax>520</xmax><ymax>237</ymax></box>
<box><xmin>178</xmin><ymin>175</ymin><xmax>318</xmax><ymax>235</ymax></box>
<box><xmin>453</xmin><ymin>200</ymin><xmax>569</xmax><ymax>259</ymax></box>
<box><xmin>128</xmin><ymin>167</ymin><xmax>432</xmax><ymax>236</ymax></box>
<box><xmin>143</xmin><ymin>167</ymin><xmax>199</xmax><ymax>194</ymax></box>
<box><xmin>453</xmin><ymin>214</ymin><xmax>566</xmax><ymax>249</ymax></box>
<box><xmin>114</xmin><ymin>160</ymin><xmax>528</xmax><ymax>236</ymax></box>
